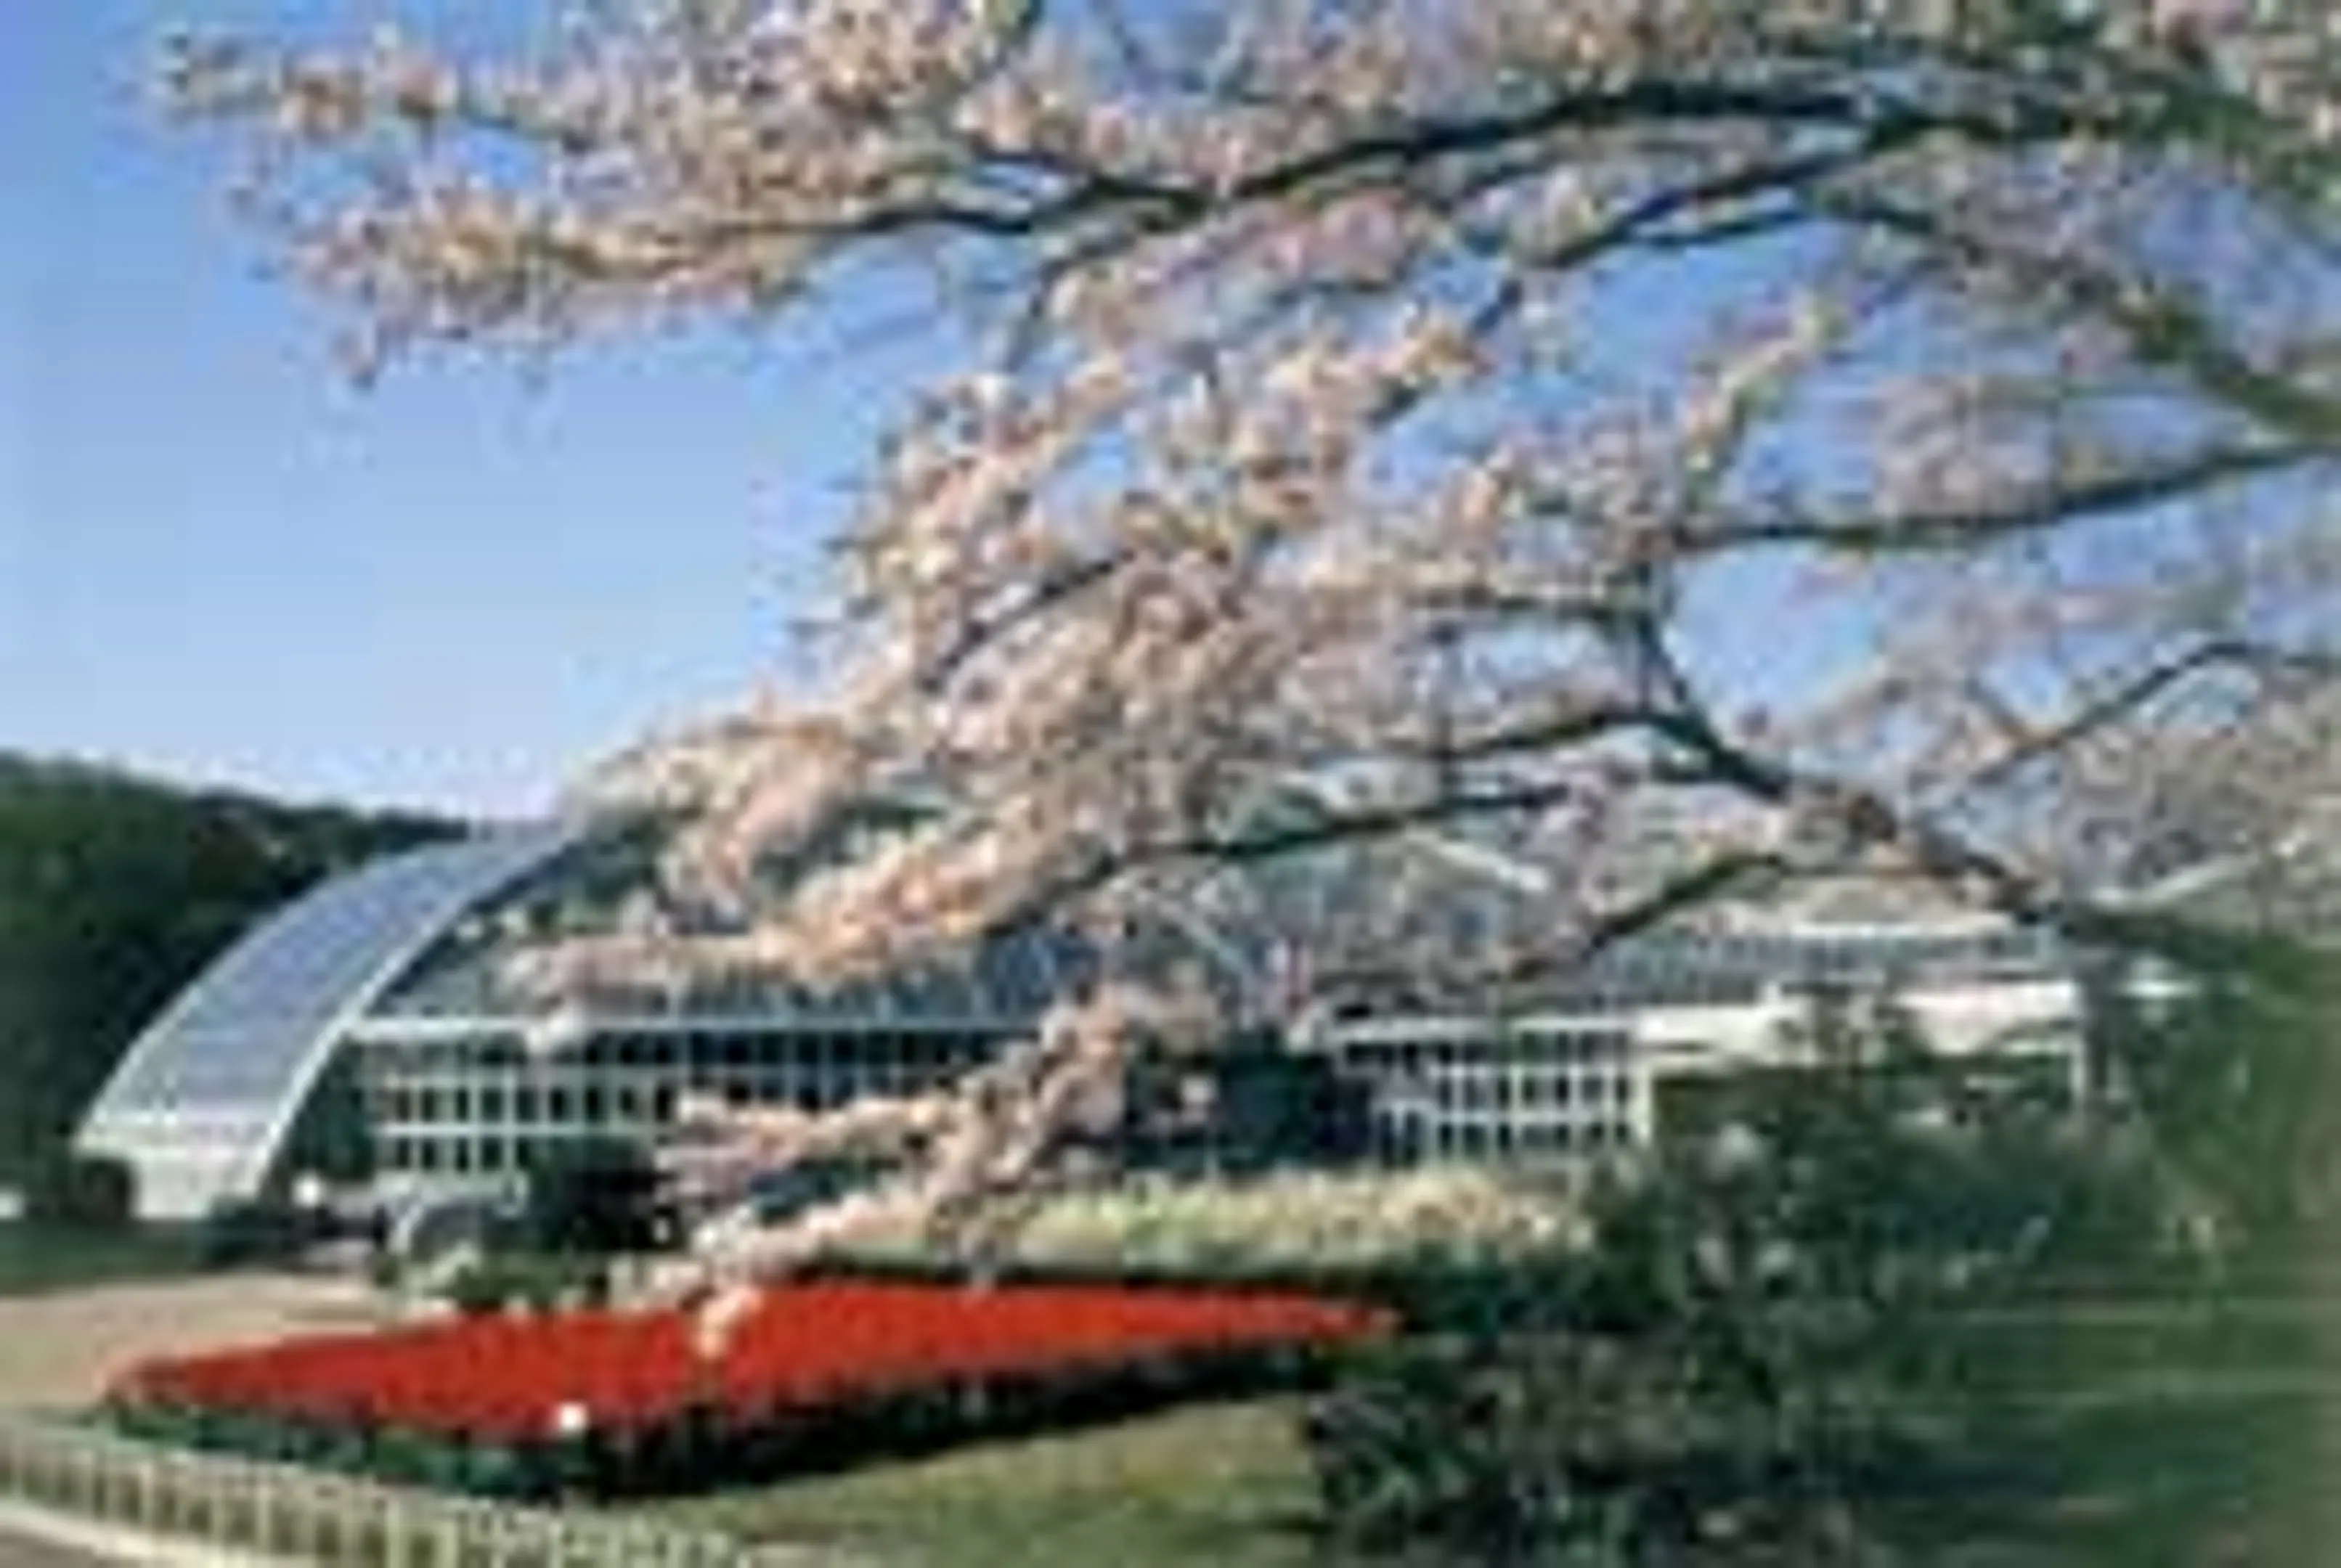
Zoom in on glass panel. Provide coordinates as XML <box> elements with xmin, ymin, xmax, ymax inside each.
<box><xmin>92</xmin><ymin>822</ymin><xmax>577</xmax><ymax>1117</ymax></box>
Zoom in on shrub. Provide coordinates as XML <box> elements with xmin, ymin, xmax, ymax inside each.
<box><xmin>518</xmin><ymin>1136</ymin><xmax>663</xmax><ymax>1258</ymax></box>
<box><xmin>22</xmin><ymin>1151</ymin><xmax>134</xmax><ymax>1230</ymax></box>
<box><xmin>197</xmin><ymin>1198</ymin><xmax>317</xmax><ymax>1266</ymax></box>
<box><xmin>1305</xmin><ymin>1287</ymin><xmax>1940</xmax><ymax>1564</ymax></box>
<box><xmin>440</xmin><ymin>1251</ymin><xmax>603</xmax><ymax>1315</ymax></box>
<box><xmin>1302</xmin><ymin>1022</ymin><xmax>2169</xmax><ymax>1565</ymax></box>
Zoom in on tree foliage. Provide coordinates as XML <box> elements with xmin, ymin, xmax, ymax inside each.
<box><xmin>2093</xmin><ymin>925</ymin><xmax>2341</xmax><ymax>1265</ymax></box>
<box><xmin>160</xmin><ymin>1</ymin><xmax>2340</xmax><ymax>1277</ymax></box>
<box><xmin>21</xmin><ymin>1151</ymin><xmax>136</xmax><ymax>1232</ymax></box>
<box><xmin>1304</xmin><ymin>1005</ymin><xmax>2178</xmax><ymax>1565</ymax></box>
<box><xmin>522</xmin><ymin>1133</ymin><xmax>667</xmax><ymax>1258</ymax></box>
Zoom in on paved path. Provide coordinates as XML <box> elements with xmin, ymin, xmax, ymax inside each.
<box><xmin>0</xmin><ymin>1275</ymin><xmax>395</xmax><ymax>1565</ymax></box>
<box><xmin>0</xmin><ymin>1525</ymin><xmax>117</xmax><ymax>1567</ymax></box>
<box><xmin>0</xmin><ymin>1273</ymin><xmax>402</xmax><ymax>1410</ymax></box>
<box><xmin>0</xmin><ymin>1500</ymin><xmax>278</xmax><ymax>1567</ymax></box>
<box><xmin>0</xmin><ymin>1510</ymin><xmax>137</xmax><ymax>1566</ymax></box>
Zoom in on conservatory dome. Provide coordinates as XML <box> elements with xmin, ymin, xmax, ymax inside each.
<box><xmin>73</xmin><ymin>806</ymin><xmax>1112</xmax><ymax>1220</ymax></box>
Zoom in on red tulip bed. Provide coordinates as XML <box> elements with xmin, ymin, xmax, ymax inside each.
<box><xmin>104</xmin><ymin>1281</ymin><xmax>1391</xmax><ymax>1499</ymax></box>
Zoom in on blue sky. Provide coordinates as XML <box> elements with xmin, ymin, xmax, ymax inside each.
<box><xmin>2</xmin><ymin>2</ymin><xmax>921</xmax><ymax>819</ymax></box>
<box><xmin>1</xmin><ymin>3</ymin><xmax>1879</xmax><ymax>824</ymax></box>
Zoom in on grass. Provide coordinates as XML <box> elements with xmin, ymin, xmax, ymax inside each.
<box><xmin>1892</xmin><ymin>1293</ymin><xmax>2341</xmax><ymax>1566</ymax></box>
<box><xmin>1885</xmin><ymin>1383</ymin><xmax>2340</xmax><ymax>1565</ymax></box>
<box><xmin>628</xmin><ymin>1291</ymin><xmax>2339</xmax><ymax>1568</ymax></box>
<box><xmin>635</xmin><ymin>1380</ymin><xmax>2339</xmax><ymax>1568</ymax></box>
<box><xmin>0</xmin><ymin>1222</ymin><xmax>208</xmax><ymax>1297</ymax></box>
<box><xmin>638</xmin><ymin>1398</ymin><xmax>1322</xmax><ymax>1568</ymax></box>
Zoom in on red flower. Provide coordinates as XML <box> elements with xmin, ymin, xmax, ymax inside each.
<box><xmin>109</xmin><ymin>1283</ymin><xmax>1392</xmax><ymax>1445</ymax></box>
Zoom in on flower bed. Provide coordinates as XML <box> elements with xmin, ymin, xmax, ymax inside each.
<box><xmin>826</xmin><ymin>1168</ymin><xmax>1589</xmax><ymax>1278</ymax></box>
<box><xmin>104</xmin><ymin>1281</ymin><xmax>1389</xmax><ymax>1498</ymax></box>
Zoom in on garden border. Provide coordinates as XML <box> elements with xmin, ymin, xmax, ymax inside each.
<box><xmin>0</xmin><ymin>1411</ymin><xmax>835</xmax><ymax>1567</ymax></box>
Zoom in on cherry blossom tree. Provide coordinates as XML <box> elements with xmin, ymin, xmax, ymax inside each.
<box><xmin>165</xmin><ymin>0</ymin><xmax>2338</xmax><ymax>1287</ymax></box>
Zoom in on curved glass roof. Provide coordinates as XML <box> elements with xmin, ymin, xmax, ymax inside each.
<box><xmin>76</xmin><ymin>785</ymin><xmax>2076</xmax><ymax>1221</ymax></box>
<box><xmin>77</xmin><ymin>822</ymin><xmax>582</xmax><ymax>1216</ymax></box>
<box><xmin>368</xmin><ymin>923</ymin><xmax>1099</xmax><ymax>1027</ymax></box>
<box><xmin>366</xmin><ymin>816</ymin><xmax>1107</xmax><ymax>1027</ymax></box>
<box><xmin>1224</xmin><ymin>820</ymin><xmax>2070</xmax><ymax>1018</ymax></box>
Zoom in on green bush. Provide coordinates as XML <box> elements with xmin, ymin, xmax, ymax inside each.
<box><xmin>2093</xmin><ymin>928</ymin><xmax>2341</xmax><ymax>1268</ymax></box>
<box><xmin>197</xmin><ymin>1198</ymin><xmax>317</xmax><ymax>1266</ymax></box>
<box><xmin>441</xmin><ymin>1251</ymin><xmax>606</xmax><ymax>1316</ymax></box>
<box><xmin>1301</xmin><ymin>1013</ymin><xmax>2174</xmax><ymax>1565</ymax></box>
<box><xmin>442</xmin><ymin>1260</ymin><xmax>508</xmax><ymax>1318</ymax></box>
<box><xmin>520</xmin><ymin>1135</ymin><xmax>665</xmax><ymax>1258</ymax></box>
<box><xmin>22</xmin><ymin>1151</ymin><xmax>134</xmax><ymax>1229</ymax></box>
<box><xmin>1305</xmin><ymin>1301</ymin><xmax>1942</xmax><ymax>1564</ymax></box>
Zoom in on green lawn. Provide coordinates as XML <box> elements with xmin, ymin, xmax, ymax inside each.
<box><xmin>1891</xmin><ymin>1384</ymin><xmax>2340</xmax><ymax>1565</ymax></box>
<box><xmin>631</xmin><ymin>1295</ymin><xmax>2340</xmax><ymax>1568</ymax></box>
<box><xmin>0</xmin><ymin>1223</ymin><xmax>208</xmax><ymax>1297</ymax></box>
<box><xmin>1893</xmin><ymin>1294</ymin><xmax>2341</xmax><ymax>1566</ymax></box>
<box><xmin>640</xmin><ymin>1399</ymin><xmax>1321</xmax><ymax>1568</ymax></box>
<box><xmin>636</xmin><ymin>1381</ymin><xmax>2340</xmax><ymax>1568</ymax></box>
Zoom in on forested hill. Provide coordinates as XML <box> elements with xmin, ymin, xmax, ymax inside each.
<box><xmin>0</xmin><ymin>754</ymin><xmax>459</xmax><ymax>1180</ymax></box>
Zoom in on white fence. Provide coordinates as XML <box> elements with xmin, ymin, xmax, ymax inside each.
<box><xmin>0</xmin><ymin>1413</ymin><xmax>823</xmax><ymax>1567</ymax></box>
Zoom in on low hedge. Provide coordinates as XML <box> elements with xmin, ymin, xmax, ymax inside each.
<box><xmin>440</xmin><ymin>1251</ymin><xmax>610</xmax><ymax>1315</ymax></box>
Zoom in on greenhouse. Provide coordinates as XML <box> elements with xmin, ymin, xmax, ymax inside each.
<box><xmin>76</xmin><ymin>806</ymin><xmax>2094</xmax><ymax>1221</ymax></box>
<box><xmin>76</xmin><ymin>810</ymin><xmax>1103</xmax><ymax>1220</ymax></box>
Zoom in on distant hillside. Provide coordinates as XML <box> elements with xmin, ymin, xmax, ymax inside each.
<box><xmin>0</xmin><ymin>755</ymin><xmax>460</xmax><ymax>1180</ymax></box>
